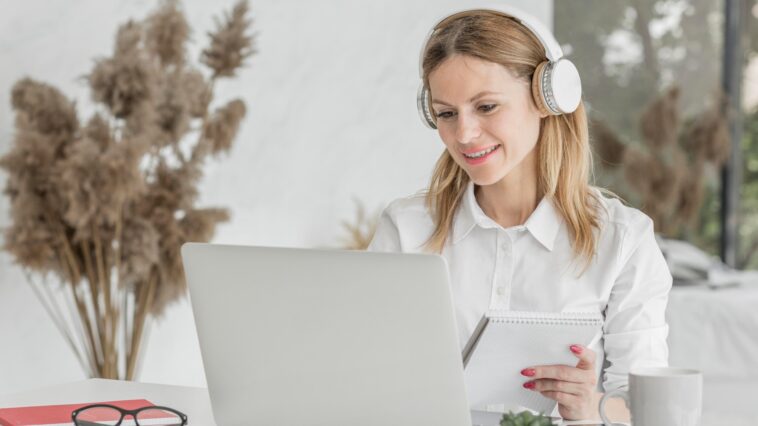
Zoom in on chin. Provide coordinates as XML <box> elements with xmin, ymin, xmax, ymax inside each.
<box><xmin>468</xmin><ymin>172</ymin><xmax>507</xmax><ymax>187</ymax></box>
<box><xmin>466</xmin><ymin>169</ymin><xmax>511</xmax><ymax>186</ymax></box>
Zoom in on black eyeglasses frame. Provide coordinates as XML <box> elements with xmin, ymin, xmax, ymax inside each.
<box><xmin>71</xmin><ymin>403</ymin><xmax>188</xmax><ymax>426</ymax></box>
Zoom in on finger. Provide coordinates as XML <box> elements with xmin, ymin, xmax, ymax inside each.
<box><xmin>524</xmin><ymin>378</ymin><xmax>586</xmax><ymax>396</ymax></box>
<box><xmin>569</xmin><ymin>344</ymin><xmax>596</xmax><ymax>370</ymax></box>
<box><xmin>521</xmin><ymin>365</ymin><xmax>587</xmax><ymax>383</ymax></box>
<box><xmin>539</xmin><ymin>390</ymin><xmax>581</xmax><ymax>406</ymax></box>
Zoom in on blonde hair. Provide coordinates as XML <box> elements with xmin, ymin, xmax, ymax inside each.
<box><xmin>420</xmin><ymin>11</ymin><xmax>602</xmax><ymax>267</ymax></box>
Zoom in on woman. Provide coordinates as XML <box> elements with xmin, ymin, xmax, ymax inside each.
<box><xmin>367</xmin><ymin>6</ymin><xmax>671</xmax><ymax>422</ymax></box>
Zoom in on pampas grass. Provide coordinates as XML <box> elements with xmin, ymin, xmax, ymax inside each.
<box><xmin>203</xmin><ymin>99</ymin><xmax>246</xmax><ymax>155</ymax></box>
<box><xmin>593</xmin><ymin>86</ymin><xmax>729</xmax><ymax>235</ymax></box>
<box><xmin>340</xmin><ymin>198</ymin><xmax>381</xmax><ymax>251</ymax></box>
<box><xmin>0</xmin><ymin>0</ymin><xmax>255</xmax><ymax>380</ymax></box>
<box><xmin>201</xmin><ymin>0</ymin><xmax>256</xmax><ymax>78</ymax></box>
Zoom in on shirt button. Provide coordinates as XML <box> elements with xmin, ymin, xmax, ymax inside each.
<box><xmin>496</xmin><ymin>287</ymin><xmax>505</xmax><ymax>295</ymax></box>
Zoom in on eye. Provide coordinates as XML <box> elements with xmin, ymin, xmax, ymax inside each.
<box><xmin>435</xmin><ymin>111</ymin><xmax>456</xmax><ymax>120</ymax></box>
<box><xmin>479</xmin><ymin>104</ymin><xmax>497</xmax><ymax>113</ymax></box>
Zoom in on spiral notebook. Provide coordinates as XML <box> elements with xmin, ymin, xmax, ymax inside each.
<box><xmin>462</xmin><ymin>310</ymin><xmax>604</xmax><ymax>414</ymax></box>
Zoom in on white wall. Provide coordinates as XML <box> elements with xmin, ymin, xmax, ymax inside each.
<box><xmin>0</xmin><ymin>0</ymin><xmax>553</xmax><ymax>395</ymax></box>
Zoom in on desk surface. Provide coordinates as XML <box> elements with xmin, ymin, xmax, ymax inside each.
<box><xmin>0</xmin><ymin>379</ymin><xmax>606</xmax><ymax>426</ymax></box>
<box><xmin>0</xmin><ymin>379</ymin><xmax>216</xmax><ymax>425</ymax></box>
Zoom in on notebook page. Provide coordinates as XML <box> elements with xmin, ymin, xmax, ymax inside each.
<box><xmin>464</xmin><ymin>311</ymin><xmax>603</xmax><ymax>414</ymax></box>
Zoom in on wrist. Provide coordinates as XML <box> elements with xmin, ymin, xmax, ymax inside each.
<box><xmin>589</xmin><ymin>391</ymin><xmax>603</xmax><ymax>420</ymax></box>
<box><xmin>598</xmin><ymin>392</ymin><xmax>631</xmax><ymax>423</ymax></box>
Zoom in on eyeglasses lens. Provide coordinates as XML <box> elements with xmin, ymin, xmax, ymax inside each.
<box><xmin>74</xmin><ymin>406</ymin><xmax>122</xmax><ymax>425</ymax></box>
<box><xmin>135</xmin><ymin>408</ymin><xmax>184</xmax><ymax>425</ymax></box>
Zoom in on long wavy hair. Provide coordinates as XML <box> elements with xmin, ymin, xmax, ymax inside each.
<box><xmin>420</xmin><ymin>11</ymin><xmax>603</xmax><ymax>267</ymax></box>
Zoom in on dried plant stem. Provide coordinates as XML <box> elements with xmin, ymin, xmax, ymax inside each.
<box><xmin>114</xmin><ymin>212</ymin><xmax>125</xmax><ymax>378</ymax></box>
<box><xmin>206</xmin><ymin>78</ymin><xmax>217</xmax><ymax>115</ymax></box>
<box><xmin>108</xmin><ymin>304</ymin><xmax>120</xmax><ymax>379</ymax></box>
<box><xmin>58</xmin><ymin>241</ymin><xmax>101</xmax><ymax>377</ymax></box>
<box><xmin>127</xmin><ymin>269</ymin><xmax>157</xmax><ymax>380</ymax></box>
<box><xmin>114</xmin><ymin>212</ymin><xmax>123</xmax><ymax>295</ymax></box>
<box><xmin>122</xmin><ymin>287</ymin><xmax>131</xmax><ymax>379</ymax></box>
<box><xmin>79</xmin><ymin>240</ymin><xmax>106</xmax><ymax>374</ymax></box>
<box><xmin>93</xmin><ymin>223</ymin><xmax>118</xmax><ymax>378</ymax></box>
<box><xmin>172</xmin><ymin>142</ymin><xmax>186</xmax><ymax>164</ymax></box>
<box><xmin>60</xmin><ymin>239</ymin><xmax>100</xmax><ymax>372</ymax></box>
<box><xmin>92</xmin><ymin>224</ymin><xmax>110</xmax><ymax>315</ymax></box>
<box><xmin>24</xmin><ymin>270</ymin><xmax>88</xmax><ymax>373</ymax></box>
<box><xmin>62</xmin><ymin>278</ymin><xmax>98</xmax><ymax>378</ymax></box>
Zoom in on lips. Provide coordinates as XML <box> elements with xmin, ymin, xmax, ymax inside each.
<box><xmin>461</xmin><ymin>144</ymin><xmax>499</xmax><ymax>156</ymax></box>
<box><xmin>462</xmin><ymin>145</ymin><xmax>501</xmax><ymax>165</ymax></box>
<box><xmin>462</xmin><ymin>145</ymin><xmax>500</xmax><ymax>159</ymax></box>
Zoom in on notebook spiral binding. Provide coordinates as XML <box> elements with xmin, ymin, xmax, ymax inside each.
<box><xmin>487</xmin><ymin>311</ymin><xmax>604</xmax><ymax>327</ymax></box>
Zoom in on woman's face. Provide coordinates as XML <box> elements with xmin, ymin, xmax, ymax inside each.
<box><xmin>428</xmin><ymin>54</ymin><xmax>545</xmax><ymax>186</ymax></box>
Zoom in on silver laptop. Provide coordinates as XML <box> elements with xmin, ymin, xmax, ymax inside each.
<box><xmin>181</xmin><ymin>243</ymin><xmax>472</xmax><ymax>426</ymax></box>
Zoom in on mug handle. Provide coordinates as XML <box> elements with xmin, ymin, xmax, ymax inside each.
<box><xmin>599</xmin><ymin>388</ymin><xmax>630</xmax><ymax>426</ymax></box>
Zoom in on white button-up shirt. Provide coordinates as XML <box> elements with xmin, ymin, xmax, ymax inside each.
<box><xmin>367</xmin><ymin>181</ymin><xmax>671</xmax><ymax>391</ymax></box>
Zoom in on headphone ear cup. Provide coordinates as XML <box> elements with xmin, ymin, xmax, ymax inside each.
<box><xmin>531</xmin><ymin>59</ymin><xmax>582</xmax><ymax>116</ymax></box>
<box><xmin>531</xmin><ymin>61</ymin><xmax>553</xmax><ymax>117</ymax></box>
<box><xmin>417</xmin><ymin>84</ymin><xmax>438</xmax><ymax>129</ymax></box>
<box><xmin>550</xmin><ymin>58</ymin><xmax>582</xmax><ymax>114</ymax></box>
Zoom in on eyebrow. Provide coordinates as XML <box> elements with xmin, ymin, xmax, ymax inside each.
<box><xmin>432</xmin><ymin>91</ymin><xmax>502</xmax><ymax>106</ymax></box>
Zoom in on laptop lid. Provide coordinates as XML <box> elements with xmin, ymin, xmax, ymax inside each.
<box><xmin>181</xmin><ymin>243</ymin><xmax>471</xmax><ymax>426</ymax></box>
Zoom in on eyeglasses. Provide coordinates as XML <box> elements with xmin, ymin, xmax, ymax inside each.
<box><xmin>71</xmin><ymin>403</ymin><xmax>188</xmax><ymax>426</ymax></box>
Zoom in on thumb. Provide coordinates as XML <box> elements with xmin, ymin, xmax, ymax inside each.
<box><xmin>570</xmin><ymin>344</ymin><xmax>596</xmax><ymax>370</ymax></box>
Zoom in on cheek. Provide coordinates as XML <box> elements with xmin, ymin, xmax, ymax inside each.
<box><xmin>493</xmin><ymin>110</ymin><xmax>541</xmax><ymax>153</ymax></box>
<box><xmin>437</xmin><ymin>127</ymin><xmax>458</xmax><ymax>150</ymax></box>
<box><xmin>521</xmin><ymin>101</ymin><xmax>544</xmax><ymax>142</ymax></box>
<box><xmin>521</xmin><ymin>119</ymin><xmax>542</xmax><ymax>150</ymax></box>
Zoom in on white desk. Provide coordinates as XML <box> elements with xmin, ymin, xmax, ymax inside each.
<box><xmin>6</xmin><ymin>378</ymin><xmax>744</xmax><ymax>425</ymax></box>
<box><xmin>0</xmin><ymin>380</ymin><xmax>604</xmax><ymax>426</ymax></box>
<box><xmin>0</xmin><ymin>379</ymin><xmax>216</xmax><ymax>425</ymax></box>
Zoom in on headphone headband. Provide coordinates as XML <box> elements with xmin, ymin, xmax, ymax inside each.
<box><xmin>418</xmin><ymin>5</ymin><xmax>564</xmax><ymax>79</ymax></box>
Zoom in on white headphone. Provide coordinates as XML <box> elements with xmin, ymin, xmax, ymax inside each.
<box><xmin>416</xmin><ymin>4</ymin><xmax>582</xmax><ymax>129</ymax></box>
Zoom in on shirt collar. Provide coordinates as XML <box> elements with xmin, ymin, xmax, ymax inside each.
<box><xmin>451</xmin><ymin>181</ymin><xmax>562</xmax><ymax>251</ymax></box>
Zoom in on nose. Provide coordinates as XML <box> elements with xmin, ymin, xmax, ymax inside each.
<box><xmin>455</xmin><ymin>112</ymin><xmax>482</xmax><ymax>145</ymax></box>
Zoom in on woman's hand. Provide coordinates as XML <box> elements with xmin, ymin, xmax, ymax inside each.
<box><xmin>520</xmin><ymin>344</ymin><xmax>600</xmax><ymax>420</ymax></box>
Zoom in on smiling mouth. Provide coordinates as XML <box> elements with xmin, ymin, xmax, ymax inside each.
<box><xmin>463</xmin><ymin>145</ymin><xmax>500</xmax><ymax>159</ymax></box>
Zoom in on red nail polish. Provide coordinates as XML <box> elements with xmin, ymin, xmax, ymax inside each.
<box><xmin>523</xmin><ymin>381</ymin><xmax>535</xmax><ymax>389</ymax></box>
<box><xmin>521</xmin><ymin>368</ymin><xmax>536</xmax><ymax>377</ymax></box>
<box><xmin>570</xmin><ymin>345</ymin><xmax>583</xmax><ymax>354</ymax></box>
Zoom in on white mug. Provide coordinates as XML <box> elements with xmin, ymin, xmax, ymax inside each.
<box><xmin>599</xmin><ymin>367</ymin><xmax>702</xmax><ymax>426</ymax></box>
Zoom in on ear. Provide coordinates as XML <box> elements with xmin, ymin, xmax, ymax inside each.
<box><xmin>531</xmin><ymin>91</ymin><xmax>550</xmax><ymax>119</ymax></box>
<box><xmin>530</xmin><ymin>92</ymin><xmax>550</xmax><ymax>119</ymax></box>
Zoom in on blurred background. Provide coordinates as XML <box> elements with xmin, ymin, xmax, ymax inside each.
<box><xmin>1</xmin><ymin>0</ymin><xmax>757</xmax><ymax>424</ymax></box>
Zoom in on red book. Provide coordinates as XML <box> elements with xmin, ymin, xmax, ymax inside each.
<box><xmin>0</xmin><ymin>399</ymin><xmax>175</xmax><ymax>426</ymax></box>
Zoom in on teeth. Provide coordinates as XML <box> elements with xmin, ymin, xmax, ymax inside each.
<box><xmin>464</xmin><ymin>146</ymin><xmax>498</xmax><ymax>159</ymax></box>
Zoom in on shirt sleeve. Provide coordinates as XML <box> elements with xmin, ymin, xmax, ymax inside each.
<box><xmin>366</xmin><ymin>206</ymin><xmax>402</xmax><ymax>253</ymax></box>
<box><xmin>602</xmin><ymin>213</ymin><xmax>672</xmax><ymax>392</ymax></box>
